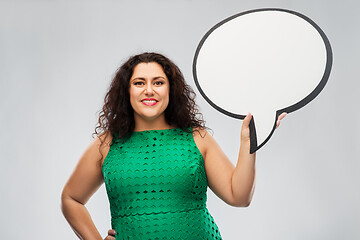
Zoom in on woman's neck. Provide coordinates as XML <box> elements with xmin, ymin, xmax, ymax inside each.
<box><xmin>133</xmin><ymin>115</ymin><xmax>174</xmax><ymax>132</ymax></box>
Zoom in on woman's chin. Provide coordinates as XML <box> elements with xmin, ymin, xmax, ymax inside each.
<box><xmin>135</xmin><ymin>112</ymin><xmax>166</xmax><ymax>123</ymax></box>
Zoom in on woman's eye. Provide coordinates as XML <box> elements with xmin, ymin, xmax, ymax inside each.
<box><xmin>154</xmin><ymin>81</ymin><xmax>164</xmax><ymax>86</ymax></box>
<box><xmin>134</xmin><ymin>82</ymin><xmax>144</xmax><ymax>85</ymax></box>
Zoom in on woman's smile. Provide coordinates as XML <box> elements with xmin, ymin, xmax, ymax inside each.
<box><xmin>141</xmin><ymin>98</ymin><xmax>158</xmax><ymax>106</ymax></box>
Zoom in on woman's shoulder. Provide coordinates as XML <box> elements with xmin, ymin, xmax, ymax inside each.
<box><xmin>192</xmin><ymin>126</ymin><xmax>211</xmax><ymax>139</ymax></box>
<box><xmin>92</xmin><ymin>131</ymin><xmax>113</xmax><ymax>167</ymax></box>
<box><xmin>192</xmin><ymin>126</ymin><xmax>213</xmax><ymax>157</ymax></box>
<box><xmin>95</xmin><ymin>131</ymin><xmax>113</xmax><ymax>147</ymax></box>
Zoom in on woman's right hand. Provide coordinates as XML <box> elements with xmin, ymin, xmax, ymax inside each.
<box><xmin>104</xmin><ymin>229</ymin><xmax>116</xmax><ymax>240</ymax></box>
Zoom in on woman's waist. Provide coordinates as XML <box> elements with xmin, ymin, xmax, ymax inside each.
<box><xmin>111</xmin><ymin>207</ymin><xmax>222</xmax><ymax>240</ymax></box>
<box><xmin>111</xmin><ymin>202</ymin><xmax>207</xmax><ymax>219</ymax></box>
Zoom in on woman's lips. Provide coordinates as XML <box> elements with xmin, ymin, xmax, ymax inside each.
<box><xmin>141</xmin><ymin>98</ymin><xmax>158</xmax><ymax>106</ymax></box>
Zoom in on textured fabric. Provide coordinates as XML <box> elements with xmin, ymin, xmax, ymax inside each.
<box><xmin>102</xmin><ymin>128</ymin><xmax>222</xmax><ymax>240</ymax></box>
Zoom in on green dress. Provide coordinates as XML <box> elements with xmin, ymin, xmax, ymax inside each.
<box><xmin>102</xmin><ymin>128</ymin><xmax>222</xmax><ymax>239</ymax></box>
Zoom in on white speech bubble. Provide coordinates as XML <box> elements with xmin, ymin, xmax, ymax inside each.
<box><xmin>193</xmin><ymin>8</ymin><xmax>332</xmax><ymax>153</ymax></box>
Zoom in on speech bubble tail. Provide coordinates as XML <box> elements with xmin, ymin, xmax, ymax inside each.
<box><xmin>249</xmin><ymin>116</ymin><xmax>258</xmax><ymax>154</ymax></box>
<box><xmin>247</xmin><ymin>111</ymin><xmax>278</xmax><ymax>153</ymax></box>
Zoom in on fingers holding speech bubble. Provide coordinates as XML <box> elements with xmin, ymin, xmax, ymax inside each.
<box><xmin>193</xmin><ymin>8</ymin><xmax>332</xmax><ymax>153</ymax></box>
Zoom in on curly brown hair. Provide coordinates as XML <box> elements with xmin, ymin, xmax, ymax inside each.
<box><xmin>93</xmin><ymin>52</ymin><xmax>207</xmax><ymax>155</ymax></box>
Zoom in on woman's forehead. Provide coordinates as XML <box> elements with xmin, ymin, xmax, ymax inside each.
<box><xmin>131</xmin><ymin>62</ymin><xmax>167</xmax><ymax>79</ymax></box>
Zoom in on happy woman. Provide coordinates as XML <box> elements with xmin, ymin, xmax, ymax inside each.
<box><xmin>61</xmin><ymin>52</ymin><xmax>286</xmax><ymax>239</ymax></box>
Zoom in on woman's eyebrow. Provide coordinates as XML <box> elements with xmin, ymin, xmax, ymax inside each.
<box><xmin>153</xmin><ymin>76</ymin><xmax>166</xmax><ymax>80</ymax></box>
<box><xmin>131</xmin><ymin>76</ymin><xmax>167</xmax><ymax>81</ymax></box>
<box><xmin>131</xmin><ymin>77</ymin><xmax>145</xmax><ymax>81</ymax></box>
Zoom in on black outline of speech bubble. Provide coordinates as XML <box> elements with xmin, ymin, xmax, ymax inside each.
<box><xmin>193</xmin><ymin>8</ymin><xmax>333</xmax><ymax>153</ymax></box>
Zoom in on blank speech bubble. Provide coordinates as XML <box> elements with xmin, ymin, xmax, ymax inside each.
<box><xmin>193</xmin><ymin>8</ymin><xmax>332</xmax><ymax>153</ymax></box>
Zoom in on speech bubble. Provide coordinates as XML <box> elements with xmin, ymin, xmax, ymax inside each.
<box><xmin>193</xmin><ymin>8</ymin><xmax>332</xmax><ymax>153</ymax></box>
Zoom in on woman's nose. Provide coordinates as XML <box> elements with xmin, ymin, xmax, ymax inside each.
<box><xmin>145</xmin><ymin>84</ymin><xmax>154</xmax><ymax>95</ymax></box>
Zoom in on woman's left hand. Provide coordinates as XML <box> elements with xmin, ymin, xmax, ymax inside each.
<box><xmin>240</xmin><ymin>113</ymin><xmax>253</xmax><ymax>143</ymax></box>
<box><xmin>241</xmin><ymin>112</ymin><xmax>287</xmax><ymax>142</ymax></box>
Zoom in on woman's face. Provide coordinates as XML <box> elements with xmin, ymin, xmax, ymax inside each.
<box><xmin>129</xmin><ymin>62</ymin><xmax>170</xmax><ymax>123</ymax></box>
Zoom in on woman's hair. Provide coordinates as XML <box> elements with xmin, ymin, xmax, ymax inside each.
<box><xmin>93</xmin><ymin>52</ymin><xmax>206</xmax><ymax>155</ymax></box>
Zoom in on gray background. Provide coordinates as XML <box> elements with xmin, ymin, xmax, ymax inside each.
<box><xmin>0</xmin><ymin>0</ymin><xmax>359</xmax><ymax>239</ymax></box>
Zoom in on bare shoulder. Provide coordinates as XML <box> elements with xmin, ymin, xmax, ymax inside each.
<box><xmin>192</xmin><ymin>126</ymin><xmax>210</xmax><ymax>139</ymax></box>
<box><xmin>94</xmin><ymin>132</ymin><xmax>113</xmax><ymax>167</ymax></box>
<box><xmin>94</xmin><ymin>131</ymin><xmax>113</xmax><ymax>148</ymax></box>
<box><xmin>192</xmin><ymin>126</ymin><xmax>213</xmax><ymax>157</ymax></box>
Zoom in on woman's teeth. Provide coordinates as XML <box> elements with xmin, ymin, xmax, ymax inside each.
<box><xmin>142</xmin><ymin>100</ymin><xmax>158</xmax><ymax>105</ymax></box>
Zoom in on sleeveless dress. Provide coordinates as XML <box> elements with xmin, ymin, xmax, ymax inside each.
<box><xmin>102</xmin><ymin>127</ymin><xmax>222</xmax><ymax>240</ymax></box>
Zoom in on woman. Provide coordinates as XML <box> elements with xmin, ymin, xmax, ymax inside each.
<box><xmin>61</xmin><ymin>52</ymin><xmax>286</xmax><ymax>239</ymax></box>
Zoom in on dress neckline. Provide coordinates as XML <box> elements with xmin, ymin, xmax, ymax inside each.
<box><xmin>132</xmin><ymin>127</ymin><xmax>180</xmax><ymax>134</ymax></box>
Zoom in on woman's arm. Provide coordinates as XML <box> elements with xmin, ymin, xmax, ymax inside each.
<box><xmin>194</xmin><ymin>113</ymin><xmax>286</xmax><ymax>207</ymax></box>
<box><xmin>61</xmin><ymin>134</ymin><xmax>111</xmax><ymax>239</ymax></box>
<box><xmin>231</xmin><ymin>113</ymin><xmax>256</xmax><ymax>207</ymax></box>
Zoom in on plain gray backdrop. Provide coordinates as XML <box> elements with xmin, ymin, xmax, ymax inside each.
<box><xmin>0</xmin><ymin>0</ymin><xmax>359</xmax><ymax>239</ymax></box>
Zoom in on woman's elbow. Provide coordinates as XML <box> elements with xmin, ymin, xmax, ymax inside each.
<box><xmin>60</xmin><ymin>189</ymin><xmax>78</xmax><ymax>214</ymax></box>
<box><xmin>233</xmin><ymin>201</ymin><xmax>251</xmax><ymax>207</ymax></box>
<box><xmin>60</xmin><ymin>190</ymin><xmax>70</xmax><ymax>213</ymax></box>
<box><xmin>229</xmin><ymin>197</ymin><xmax>252</xmax><ymax>207</ymax></box>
